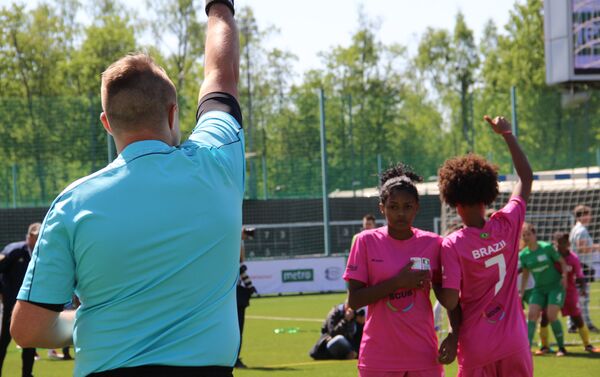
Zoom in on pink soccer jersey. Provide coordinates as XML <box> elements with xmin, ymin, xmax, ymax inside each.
<box><xmin>562</xmin><ymin>251</ymin><xmax>584</xmax><ymax>293</ymax></box>
<box><xmin>343</xmin><ymin>227</ymin><xmax>442</xmax><ymax>372</ymax></box>
<box><xmin>441</xmin><ymin>196</ymin><xmax>530</xmax><ymax>369</ymax></box>
<box><xmin>561</xmin><ymin>251</ymin><xmax>584</xmax><ymax>317</ymax></box>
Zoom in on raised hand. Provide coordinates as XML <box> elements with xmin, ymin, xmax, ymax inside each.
<box><xmin>483</xmin><ymin>115</ymin><xmax>512</xmax><ymax>135</ymax></box>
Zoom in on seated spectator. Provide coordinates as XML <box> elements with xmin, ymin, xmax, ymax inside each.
<box><xmin>309</xmin><ymin>302</ymin><xmax>365</xmax><ymax>360</ymax></box>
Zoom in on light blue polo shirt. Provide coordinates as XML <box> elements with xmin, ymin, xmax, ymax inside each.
<box><xmin>18</xmin><ymin>111</ymin><xmax>244</xmax><ymax>377</ymax></box>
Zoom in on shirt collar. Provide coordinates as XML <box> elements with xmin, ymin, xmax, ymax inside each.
<box><xmin>116</xmin><ymin>140</ymin><xmax>175</xmax><ymax>163</ymax></box>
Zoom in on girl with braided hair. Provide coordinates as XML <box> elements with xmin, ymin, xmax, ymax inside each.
<box><xmin>343</xmin><ymin>163</ymin><xmax>445</xmax><ymax>377</ymax></box>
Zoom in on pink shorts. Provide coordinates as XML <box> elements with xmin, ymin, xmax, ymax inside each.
<box><xmin>359</xmin><ymin>366</ymin><xmax>444</xmax><ymax>377</ymax></box>
<box><xmin>458</xmin><ymin>351</ymin><xmax>532</xmax><ymax>377</ymax></box>
<box><xmin>561</xmin><ymin>290</ymin><xmax>582</xmax><ymax>317</ymax></box>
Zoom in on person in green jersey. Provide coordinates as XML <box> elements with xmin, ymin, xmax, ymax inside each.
<box><xmin>519</xmin><ymin>222</ymin><xmax>569</xmax><ymax>356</ymax></box>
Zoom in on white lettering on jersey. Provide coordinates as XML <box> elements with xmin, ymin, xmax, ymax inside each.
<box><xmin>472</xmin><ymin>240</ymin><xmax>507</xmax><ymax>260</ymax></box>
<box><xmin>532</xmin><ymin>265</ymin><xmax>548</xmax><ymax>273</ymax></box>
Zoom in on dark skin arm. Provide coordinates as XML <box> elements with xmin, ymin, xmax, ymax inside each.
<box><xmin>438</xmin><ymin>304</ymin><xmax>462</xmax><ymax>364</ymax></box>
<box><xmin>435</xmin><ymin>287</ymin><xmax>459</xmax><ymax>311</ymax></box>
<box><xmin>433</xmin><ymin>284</ymin><xmax>461</xmax><ymax>364</ymax></box>
<box><xmin>484</xmin><ymin>116</ymin><xmax>533</xmax><ymax>202</ymax></box>
<box><xmin>347</xmin><ymin>261</ymin><xmax>430</xmax><ymax>310</ymax></box>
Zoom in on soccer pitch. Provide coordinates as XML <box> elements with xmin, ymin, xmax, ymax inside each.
<box><xmin>3</xmin><ymin>285</ymin><xmax>600</xmax><ymax>377</ymax></box>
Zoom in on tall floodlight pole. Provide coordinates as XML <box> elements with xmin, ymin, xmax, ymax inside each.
<box><xmin>510</xmin><ymin>86</ymin><xmax>519</xmax><ymax>175</ymax></box>
<box><xmin>348</xmin><ymin>94</ymin><xmax>356</xmax><ymax>197</ymax></box>
<box><xmin>319</xmin><ymin>88</ymin><xmax>331</xmax><ymax>256</ymax></box>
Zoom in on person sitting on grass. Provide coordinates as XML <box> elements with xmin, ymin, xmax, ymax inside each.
<box><xmin>309</xmin><ymin>301</ymin><xmax>365</xmax><ymax>360</ymax></box>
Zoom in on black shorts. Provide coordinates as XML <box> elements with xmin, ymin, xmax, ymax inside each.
<box><xmin>196</xmin><ymin>92</ymin><xmax>243</xmax><ymax>127</ymax></box>
<box><xmin>87</xmin><ymin>365</ymin><xmax>233</xmax><ymax>377</ymax></box>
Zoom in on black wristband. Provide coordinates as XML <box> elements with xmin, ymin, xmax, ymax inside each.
<box><xmin>205</xmin><ymin>0</ymin><xmax>234</xmax><ymax>16</ymax></box>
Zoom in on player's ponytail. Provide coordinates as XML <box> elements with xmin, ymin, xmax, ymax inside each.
<box><xmin>379</xmin><ymin>163</ymin><xmax>423</xmax><ymax>204</ymax></box>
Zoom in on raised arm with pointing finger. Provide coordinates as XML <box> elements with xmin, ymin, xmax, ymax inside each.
<box><xmin>436</xmin><ymin>115</ymin><xmax>534</xmax><ymax>375</ymax></box>
<box><xmin>483</xmin><ymin>115</ymin><xmax>533</xmax><ymax>202</ymax></box>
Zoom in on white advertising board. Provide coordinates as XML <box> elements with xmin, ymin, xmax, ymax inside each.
<box><xmin>245</xmin><ymin>257</ymin><xmax>347</xmax><ymax>295</ymax></box>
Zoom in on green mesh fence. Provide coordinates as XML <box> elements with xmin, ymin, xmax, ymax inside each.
<box><xmin>1</xmin><ymin>88</ymin><xmax>600</xmax><ymax>207</ymax></box>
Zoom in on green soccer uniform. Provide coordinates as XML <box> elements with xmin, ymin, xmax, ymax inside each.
<box><xmin>519</xmin><ymin>241</ymin><xmax>565</xmax><ymax>308</ymax></box>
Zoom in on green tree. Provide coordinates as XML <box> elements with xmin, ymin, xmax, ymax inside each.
<box><xmin>0</xmin><ymin>3</ymin><xmax>73</xmax><ymax>203</ymax></box>
<box><xmin>144</xmin><ymin>0</ymin><xmax>205</xmax><ymax>134</ymax></box>
<box><xmin>71</xmin><ymin>0</ymin><xmax>137</xmax><ymax>96</ymax></box>
<box><xmin>415</xmin><ymin>12</ymin><xmax>479</xmax><ymax>154</ymax></box>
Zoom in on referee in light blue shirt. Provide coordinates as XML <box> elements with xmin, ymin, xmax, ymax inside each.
<box><xmin>12</xmin><ymin>1</ymin><xmax>243</xmax><ymax>376</ymax></box>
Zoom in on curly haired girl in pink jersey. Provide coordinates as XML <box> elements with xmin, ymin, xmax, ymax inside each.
<box><xmin>436</xmin><ymin>116</ymin><xmax>534</xmax><ymax>377</ymax></box>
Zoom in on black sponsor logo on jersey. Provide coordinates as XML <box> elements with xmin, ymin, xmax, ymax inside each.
<box><xmin>389</xmin><ymin>290</ymin><xmax>414</xmax><ymax>300</ymax></box>
<box><xmin>483</xmin><ymin>301</ymin><xmax>505</xmax><ymax>324</ymax></box>
<box><xmin>386</xmin><ymin>289</ymin><xmax>416</xmax><ymax>313</ymax></box>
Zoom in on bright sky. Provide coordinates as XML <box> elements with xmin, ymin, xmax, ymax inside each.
<box><xmin>1</xmin><ymin>0</ymin><xmax>519</xmax><ymax>74</ymax></box>
<box><xmin>235</xmin><ymin>0</ymin><xmax>517</xmax><ymax>73</ymax></box>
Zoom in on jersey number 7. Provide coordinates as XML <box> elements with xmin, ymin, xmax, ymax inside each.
<box><xmin>485</xmin><ymin>254</ymin><xmax>506</xmax><ymax>296</ymax></box>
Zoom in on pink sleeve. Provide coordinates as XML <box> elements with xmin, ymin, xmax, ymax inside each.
<box><xmin>343</xmin><ymin>233</ymin><xmax>369</xmax><ymax>284</ymax></box>
<box><xmin>441</xmin><ymin>238</ymin><xmax>461</xmax><ymax>290</ymax></box>
<box><xmin>495</xmin><ymin>195</ymin><xmax>526</xmax><ymax>230</ymax></box>
<box><xmin>572</xmin><ymin>255</ymin><xmax>584</xmax><ymax>279</ymax></box>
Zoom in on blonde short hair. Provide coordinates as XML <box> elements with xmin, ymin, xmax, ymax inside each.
<box><xmin>28</xmin><ymin>223</ymin><xmax>41</xmax><ymax>236</ymax></box>
<box><xmin>101</xmin><ymin>54</ymin><xmax>177</xmax><ymax>132</ymax></box>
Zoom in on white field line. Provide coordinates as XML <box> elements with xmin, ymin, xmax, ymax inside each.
<box><xmin>264</xmin><ymin>359</ymin><xmax>356</xmax><ymax>368</ymax></box>
<box><xmin>246</xmin><ymin>315</ymin><xmax>322</xmax><ymax>323</ymax></box>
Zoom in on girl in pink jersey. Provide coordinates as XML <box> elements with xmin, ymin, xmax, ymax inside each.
<box><xmin>436</xmin><ymin>116</ymin><xmax>533</xmax><ymax>377</ymax></box>
<box><xmin>344</xmin><ymin>164</ymin><xmax>446</xmax><ymax>377</ymax></box>
<box><xmin>552</xmin><ymin>232</ymin><xmax>599</xmax><ymax>353</ymax></box>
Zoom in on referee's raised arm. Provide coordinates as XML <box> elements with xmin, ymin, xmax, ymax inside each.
<box><xmin>200</xmin><ymin>0</ymin><xmax>239</xmax><ymax>101</ymax></box>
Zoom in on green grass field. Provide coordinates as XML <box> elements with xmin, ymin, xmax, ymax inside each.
<box><xmin>2</xmin><ymin>284</ymin><xmax>600</xmax><ymax>376</ymax></box>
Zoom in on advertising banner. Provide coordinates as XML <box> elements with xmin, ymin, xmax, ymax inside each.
<box><xmin>245</xmin><ymin>257</ymin><xmax>347</xmax><ymax>295</ymax></box>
